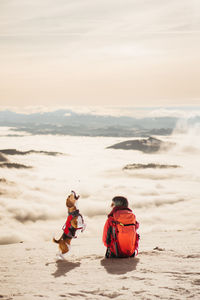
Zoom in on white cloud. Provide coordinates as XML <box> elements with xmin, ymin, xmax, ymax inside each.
<box><xmin>0</xmin><ymin>128</ymin><xmax>200</xmax><ymax>244</ymax></box>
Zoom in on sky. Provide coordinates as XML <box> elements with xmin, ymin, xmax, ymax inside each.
<box><xmin>0</xmin><ymin>0</ymin><xmax>200</xmax><ymax>107</ymax></box>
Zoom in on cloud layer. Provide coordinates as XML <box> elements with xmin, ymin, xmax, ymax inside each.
<box><xmin>0</xmin><ymin>122</ymin><xmax>200</xmax><ymax>244</ymax></box>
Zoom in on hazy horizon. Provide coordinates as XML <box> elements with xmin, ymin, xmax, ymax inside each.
<box><xmin>0</xmin><ymin>105</ymin><xmax>200</xmax><ymax>137</ymax></box>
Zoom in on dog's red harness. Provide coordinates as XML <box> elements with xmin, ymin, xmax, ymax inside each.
<box><xmin>62</xmin><ymin>210</ymin><xmax>84</xmax><ymax>238</ymax></box>
<box><xmin>63</xmin><ymin>215</ymin><xmax>73</xmax><ymax>236</ymax></box>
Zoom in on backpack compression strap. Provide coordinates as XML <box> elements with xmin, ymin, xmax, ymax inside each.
<box><xmin>116</xmin><ymin>221</ymin><xmax>136</xmax><ymax>227</ymax></box>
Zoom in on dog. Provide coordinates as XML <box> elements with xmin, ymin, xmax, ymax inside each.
<box><xmin>53</xmin><ymin>190</ymin><xmax>85</xmax><ymax>259</ymax></box>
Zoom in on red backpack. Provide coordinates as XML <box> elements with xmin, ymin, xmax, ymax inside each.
<box><xmin>107</xmin><ymin>210</ymin><xmax>137</xmax><ymax>258</ymax></box>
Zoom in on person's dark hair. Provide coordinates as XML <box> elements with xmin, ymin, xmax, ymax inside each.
<box><xmin>112</xmin><ymin>196</ymin><xmax>128</xmax><ymax>207</ymax></box>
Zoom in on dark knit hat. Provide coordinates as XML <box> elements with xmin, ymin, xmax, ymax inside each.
<box><xmin>112</xmin><ymin>196</ymin><xmax>128</xmax><ymax>207</ymax></box>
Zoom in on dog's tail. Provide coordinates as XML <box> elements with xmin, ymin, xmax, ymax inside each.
<box><xmin>53</xmin><ymin>237</ymin><xmax>60</xmax><ymax>244</ymax></box>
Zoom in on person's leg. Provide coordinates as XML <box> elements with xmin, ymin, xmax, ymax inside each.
<box><xmin>130</xmin><ymin>251</ymin><xmax>136</xmax><ymax>257</ymax></box>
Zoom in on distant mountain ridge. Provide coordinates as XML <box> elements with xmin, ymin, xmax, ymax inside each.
<box><xmin>0</xmin><ymin>148</ymin><xmax>64</xmax><ymax>169</ymax></box>
<box><xmin>123</xmin><ymin>163</ymin><xmax>180</xmax><ymax>170</ymax></box>
<box><xmin>0</xmin><ymin>149</ymin><xmax>63</xmax><ymax>156</ymax></box>
<box><xmin>0</xmin><ymin>109</ymin><xmax>199</xmax><ymax>137</ymax></box>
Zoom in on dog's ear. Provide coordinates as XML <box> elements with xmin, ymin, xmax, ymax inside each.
<box><xmin>71</xmin><ymin>190</ymin><xmax>80</xmax><ymax>200</ymax></box>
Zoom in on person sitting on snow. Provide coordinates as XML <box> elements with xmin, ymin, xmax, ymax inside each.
<box><xmin>102</xmin><ymin>196</ymin><xmax>140</xmax><ymax>258</ymax></box>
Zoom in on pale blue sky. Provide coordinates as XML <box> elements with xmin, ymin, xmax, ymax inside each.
<box><xmin>0</xmin><ymin>0</ymin><xmax>200</xmax><ymax>107</ymax></box>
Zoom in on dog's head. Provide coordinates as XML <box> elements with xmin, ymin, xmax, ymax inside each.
<box><xmin>66</xmin><ymin>190</ymin><xmax>80</xmax><ymax>208</ymax></box>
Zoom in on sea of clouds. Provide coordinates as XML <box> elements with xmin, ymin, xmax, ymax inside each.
<box><xmin>0</xmin><ymin>121</ymin><xmax>200</xmax><ymax>245</ymax></box>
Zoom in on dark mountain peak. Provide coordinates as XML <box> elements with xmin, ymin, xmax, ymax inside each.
<box><xmin>107</xmin><ymin>137</ymin><xmax>174</xmax><ymax>153</ymax></box>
